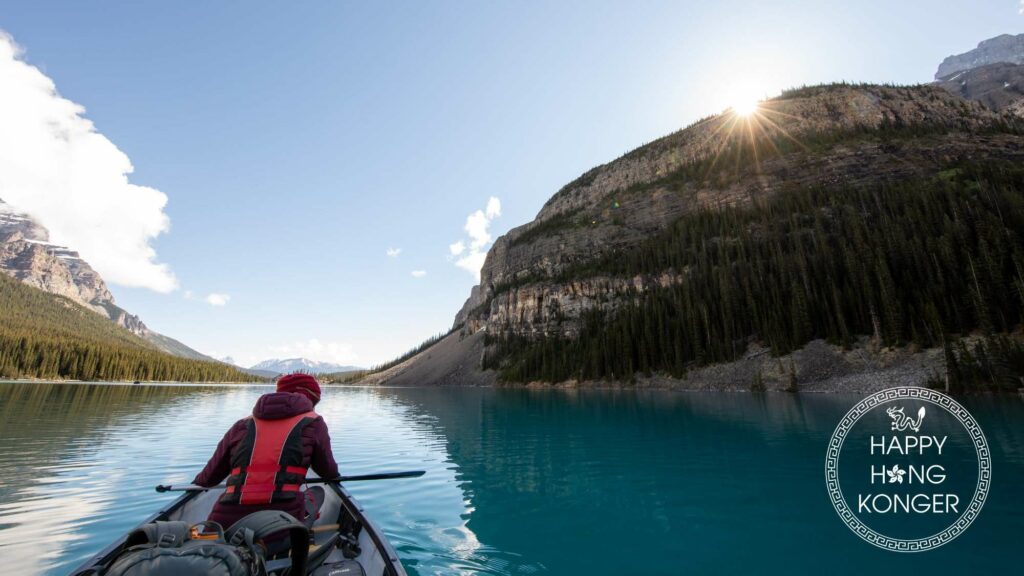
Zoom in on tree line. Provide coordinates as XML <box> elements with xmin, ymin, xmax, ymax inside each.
<box><xmin>0</xmin><ymin>273</ymin><xmax>252</xmax><ymax>382</ymax></box>
<box><xmin>484</xmin><ymin>159</ymin><xmax>1024</xmax><ymax>389</ymax></box>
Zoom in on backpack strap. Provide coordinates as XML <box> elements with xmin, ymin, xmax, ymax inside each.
<box><xmin>225</xmin><ymin>510</ymin><xmax>309</xmax><ymax>575</ymax></box>
<box><xmin>305</xmin><ymin>532</ymin><xmax>341</xmax><ymax>573</ymax></box>
<box><xmin>123</xmin><ymin>520</ymin><xmax>191</xmax><ymax>549</ymax></box>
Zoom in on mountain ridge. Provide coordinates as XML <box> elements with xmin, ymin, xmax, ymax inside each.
<box><xmin>359</xmin><ymin>41</ymin><xmax>1024</xmax><ymax>389</ymax></box>
<box><xmin>250</xmin><ymin>357</ymin><xmax>364</xmax><ymax>375</ymax></box>
<box><xmin>457</xmin><ymin>83</ymin><xmax>1016</xmax><ymax>339</ymax></box>
<box><xmin>0</xmin><ymin>201</ymin><xmax>214</xmax><ymax>362</ymax></box>
<box><xmin>0</xmin><ymin>271</ymin><xmax>252</xmax><ymax>381</ymax></box>
<box><xmin>935</xmin><ymin>33</ymin><xmax>1024</xmax><ymax>79</ymax></box>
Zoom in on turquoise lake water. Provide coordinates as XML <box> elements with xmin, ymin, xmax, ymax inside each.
<box><xmin>0</xmin><ymin>382</ymin><xmax>1020</xmax><ymax>575</ymax></box>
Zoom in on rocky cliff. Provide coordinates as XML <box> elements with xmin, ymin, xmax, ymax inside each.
<box><xmin>0</xmin><ymin>204</ymin><xmax>114</xmax><ymax>311</ymax></box>
<box><xmin>460</xmin><ymin>84</ymin><xmax>1015</xmax><ymax>339</ymax></box>
<box><xmin>938</xmin><ymin>62</ymin><xmax>1024</xmax><ymax>114</ymax></box>
<box><xmin>933</xmin><ymin>33</ymin><xmax>1024</xmax><ymax>118</ymax></box>
<box><xmin>935</xmin><ymin>34</ymin><xmax>1024</xmax><ymax>80</ymax></box>
<box><xmin>0</xmin><ymin>201</ymin><xmax>212</xmax><ymax>361</ymax></box>
<box><xmin>357</xmin><ymin>35</ymin><xmax>1024</xmax><ymax>388</ymax></box>
<box><xmin>363</xmin><ymin>81</ymin><xmax>1024</xmax><ymax>388</ymax></box>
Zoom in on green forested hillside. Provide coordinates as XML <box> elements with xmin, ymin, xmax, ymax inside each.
<box><xmin>0</xmin><ymin>273</ymin><xmax>253</xmax><ymax>381</ymax></box>
<box><xmin>484</xmin><ymin>159</ymin><xmax>1024</xmax><ymax>388</ymax></box>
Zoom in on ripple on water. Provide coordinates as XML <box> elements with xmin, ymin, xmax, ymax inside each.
<box><xmin>1</xmin><ymin>384</ymin><xmax>1022</xmax><ymax>575</ymax></box>
<box><xmin>0</xmin><ymin>384</ymin><xmax>517</xmax><ymax>576</ymax></box>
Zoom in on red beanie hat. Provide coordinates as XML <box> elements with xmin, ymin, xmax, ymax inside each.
<box><xmin>276</xmin><ymin>373</ymin><xmax>322</xmax><ymax>405</ymax></box>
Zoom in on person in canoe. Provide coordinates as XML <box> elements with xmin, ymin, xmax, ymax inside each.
<box><xmin>192</xmin><ymin>373</ymin><xmax>339</xmax><ymax>529</ymax></box>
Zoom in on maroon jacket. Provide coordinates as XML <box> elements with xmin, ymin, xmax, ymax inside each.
<box><xmin>193</xmin><ymin>392</ymin><xmax>339</xmax><ymax>529</ymax></box>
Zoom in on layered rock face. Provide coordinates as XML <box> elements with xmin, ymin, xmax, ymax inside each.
<box><xmin>476</xmin><ymin>86</ymin><xmax>997</xmax><ymax>291</ymax></box>
<box><xmin>353</xmin><ymin>35</ymin><xmax>1024</xmax><ymax>387</ymax></box>
<box><xmin>0</xmin><ymin>202</ymin><xmax>116</xmax><ymax>316</ymax></box>
<box><xmin>935</xmin><ymin>33</ymin><xmax>1024</xmax><ymax>79</ymax></box>
<box><xmin>0</xmin><ymin>200</ymin><xmax>210</xmax><ymax>360</ymax></box>
<box><xmin>456</xmin><ymin>84</ymin><xmax>1018</xmax><ymax>341</ymax></box>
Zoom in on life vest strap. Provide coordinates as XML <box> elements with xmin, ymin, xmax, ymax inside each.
<box><xmin>221</xmin><ymin>410</ymin><xmax>317</xmax><ymax>506</ymax></box>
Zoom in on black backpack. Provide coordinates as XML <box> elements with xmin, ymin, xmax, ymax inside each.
<box><xmin>101</xmin><ymin>511</ymin><xmax>309</xmax><ymax>576</ymax></box>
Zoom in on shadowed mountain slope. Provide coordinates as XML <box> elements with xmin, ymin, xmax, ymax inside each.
<box><xmin>362</xmin><ymin>82</ymin><xmax>1024</xmax><ymax>388</ymax></box>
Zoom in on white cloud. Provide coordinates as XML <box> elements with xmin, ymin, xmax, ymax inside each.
<box><xmin>386</xmin><ymin>247</ymin><xmax>401</xmax><ymax>257</ymax></box>
<box><xmin>205</xmin><ymin>293</ymin><xmax>230</xmax><ymax>306</ymax></box>
<box><xmin>411</xmin><ymin>270</ymin><xmax>427</xmax><ymax>278</ymax></box>
<box><xmin>455</xmin><ymin>252</ymin><xmax>488</xmax><ymax>277</ymax></box>
<box><xmin>451</xmin><ymin>196</ymin><xmax>501</xmax><ymax>280</ymax></box>
<box><xmin>269</xmin><ymin>338</ymin><xmax>359</xmax><ymax>365</ymax></box>
<box><xmin>183</xmin><ymin>290</ymin><xmax>194</xmax><ymax>300</ymax></box>
<box><xmin>1020</xmin><ymin>0</ymin><xmax>1023</xmax><ymax>14</ymax></box>
<box><xmin>486</xmin><ymin>197</ymin><xmax>502</xmax><ymax>219</ymax></box>
<box><xmin>0</xmin><ymin>32</ymin><xmax>177</xmax><ymax>292</ymax></box>
<box><xmin>465</xmin><ymin>209</ymin><xmax>491</xmax><ymax>249</ymax></box>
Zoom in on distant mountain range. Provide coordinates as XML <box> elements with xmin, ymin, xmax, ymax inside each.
<box><xmin>248</xmin><ymin>358</ymin><xmax>364</xmax><ymax>375</ymax></box>
<box><xmin>0</xmin><ymin>205</ymin><xmax>362</xmax><ymax>382</ymax></box>
<box><xmin>6</xmin><ymin>32</ymin><xmax>1023</xmax><ymax>388</ymax></box>
<box><xmin>0</xmin><ymin>200</ymin><xmax>260</xmax><ymax>381</ymax></box>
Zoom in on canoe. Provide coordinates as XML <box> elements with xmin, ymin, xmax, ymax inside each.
<box><xmin>70</xmin><ymin>482</ymin><xmax>407</xmax><ymax>576</ymax></box>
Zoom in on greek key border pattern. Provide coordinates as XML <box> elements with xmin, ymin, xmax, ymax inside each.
<box><xmin>824</xmin><ymin>387</ymin><xmax>990</xmax><ymax>552</ymax></box>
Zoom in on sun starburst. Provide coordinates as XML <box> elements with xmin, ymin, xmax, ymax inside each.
<box><xmin>692</xmin><ymin>88</ymin><xmax>809</xmax><ymax>182</ymax></box>
<box><xmin>731</xmin><ymin>97</ymin><xmax>759</xmax><ymax>117</ymax></box>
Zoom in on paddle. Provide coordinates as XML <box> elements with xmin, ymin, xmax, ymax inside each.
<box><xmin>155</xmin><ymin>470</ymin><xmax>425</xmax><ymax>492</ymax></box>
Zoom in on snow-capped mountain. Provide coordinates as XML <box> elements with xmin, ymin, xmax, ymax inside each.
<box><xmin>249</xmin><ymin>358</ymin><xmax>363</xmax><ymax>375</ymax></box>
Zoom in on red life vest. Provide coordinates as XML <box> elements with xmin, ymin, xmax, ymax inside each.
<box><xmin>220</xmin><ymin>411</ymin><xmax>318</xmax><ymax>505</ymax></box>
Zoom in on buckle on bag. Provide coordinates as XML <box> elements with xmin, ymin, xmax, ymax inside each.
<box><xmin>190</xmin><ymin>526</ymin><xmax>220</xmax><ymax>541</ymax></box>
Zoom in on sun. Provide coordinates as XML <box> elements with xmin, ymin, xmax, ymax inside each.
<box><xmin>731</xmin><ymin>95</ymin><xmax>760</xmax><ymax>117</ymax></box>
<box><xmin>725</xmin><ymin>82</ymin><xmax>763</xmax><ymax>117</ymax></box>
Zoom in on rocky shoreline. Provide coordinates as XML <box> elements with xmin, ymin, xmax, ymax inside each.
<box><xmin>506</xmin><ymin>338</ymin><xmax>945</xmax><ymax>393</ymax></box>
<box><xmin>354</xmin><ymin>330</ymin><xmax>969</xmax><ymax>393</ymax></box>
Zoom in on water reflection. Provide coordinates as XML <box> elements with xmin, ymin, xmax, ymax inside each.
<box><xmin>315</xmin><ymin>387</ymin><xmax>499</xmax><ymax>575</ymax></box>
<box><xmin>0</xmin><ymin>383</ymin><xmax>492</xmax><ymax>576</ymax></box>
<box><xmin>375</xmin><ymin>388</ymin><xmax>1023</xmax><ymax>575</ymax></box>
<box><xmin>0</xmin><ymin>383</ymin><xmax>1020</xmax><ymax>575</ymax></box>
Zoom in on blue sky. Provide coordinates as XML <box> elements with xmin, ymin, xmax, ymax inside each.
<box><xmin>0</xmin><ymin>1</ymin><xmax>1020</xmax><ymax>367</ymax></box>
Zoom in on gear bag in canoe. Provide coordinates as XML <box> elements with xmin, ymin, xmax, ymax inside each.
<box><xmin>96</xmin><ymin>510</ymin><xmax>309</xmax><ymax>576</ymax></box>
